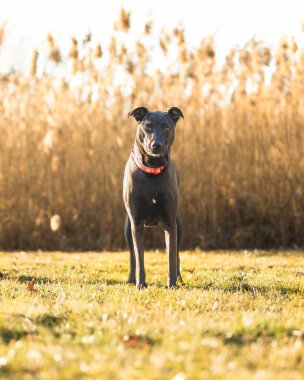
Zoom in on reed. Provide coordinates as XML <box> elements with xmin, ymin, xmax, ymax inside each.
<box><xmin>0</xmin><ymin>10</ymin><xmax>303</xmax><ymax>250</ymax></box>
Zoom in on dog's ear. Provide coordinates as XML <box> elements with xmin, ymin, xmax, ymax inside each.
<box><xmin>167</xmin><ymin>107</ymin><xmax>184</xmax><ymax>123</ymax></box>
<box><xmin>128</xmin><ymin>107</ymin><xmax>149</xmax><ymax>122</ymax></box>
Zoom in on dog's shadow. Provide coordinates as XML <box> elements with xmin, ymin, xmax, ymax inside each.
<box><xmin>136</xmin><ymin>279</ymin><xmax>303</xmax><ymax>295</ymax></box>
<box><xmin>180</xmin><ymin>282</ymin><xmax>302</xmax><ymax>296</ymax></box>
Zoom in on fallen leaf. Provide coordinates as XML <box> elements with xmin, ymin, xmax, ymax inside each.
<box><xmin>122</xmin><ymin>334</ymin><xmax>153</xmax><ymax>349</ymax></box>
<box><xmin>27</xmin><ymin>281</ymin><xmax>37</xmax><ymax>292</ymax></box>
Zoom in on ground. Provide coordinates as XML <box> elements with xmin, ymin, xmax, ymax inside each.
<box><xmin>0</xmin><ymin>250</ymin><xmax>303</xmax><ymax>380</ymax></box>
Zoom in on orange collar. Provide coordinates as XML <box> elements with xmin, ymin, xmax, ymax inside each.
<box><xmin>132</xmin><ymin>150</ymin><xmax>166</xmax><ymax>175</ymax></box>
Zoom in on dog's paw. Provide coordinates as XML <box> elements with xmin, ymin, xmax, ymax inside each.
<box><xmin>136</xmin><ymin>282</ymin><xmax>148</xmax><ymax>289</ymax></box>
<box><xmin>126</xmin><ymin>277</ymin><xmax>136</xmax><ymax>285</ymax></box>
<box><xmin>167</xmin><ymin>283</ymin><xmax>178</xmax><ymax>289</ymax></box>
<box><xmin>177</xmin><ymin>275</ymin><xmax>185</xmax><ymax>285</ymax></box>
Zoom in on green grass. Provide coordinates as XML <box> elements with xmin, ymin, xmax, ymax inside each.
<box><xmin>0</xmin><ymin>251</ymin><xmax>303</xmax><ymax>380</ymax></box>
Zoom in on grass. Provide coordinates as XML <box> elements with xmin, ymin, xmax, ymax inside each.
<box><xmin>0</xmin><ymin>251</ymin><xmax>303</xmax><ymax>380</ymax></box>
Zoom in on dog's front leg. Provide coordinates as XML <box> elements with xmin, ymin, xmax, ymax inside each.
<box><xmin>165</xmin><ymin>223</ymin><xmax>178</xmax><ymax>288</ymax></box>
<box><xmin>131</xmin><ymin>224</ymin><xmax>147</xmax><ymax>288</ymax></box>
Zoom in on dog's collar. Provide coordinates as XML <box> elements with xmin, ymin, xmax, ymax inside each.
<box><xmin>132</xmin><ymin>143</ymin><xmax>166</xmax><ymax>175</ymax></box>
<box><xmin>132</xmin><ymin>150</ymin><xmax>166</xmax><ymax>175</ymax></box>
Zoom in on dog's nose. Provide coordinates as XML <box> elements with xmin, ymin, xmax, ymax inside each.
<box><xmin>152</xmin><ymin>142</ymin><xmax>162</xmax><ymax>151</ymax></box>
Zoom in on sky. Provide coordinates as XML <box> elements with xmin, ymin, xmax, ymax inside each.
<box><xmin>0</xmin><ymin>0</ymin><xmax>304</xmax><ymax>72</ymax></box>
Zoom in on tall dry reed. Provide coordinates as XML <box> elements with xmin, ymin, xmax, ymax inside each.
<box><xmin>0</xmin><ymin>12</ymin><xmax>303</xmax><ymax>250</ymax></box>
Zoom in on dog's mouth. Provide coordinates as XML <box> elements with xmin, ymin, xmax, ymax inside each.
<box><xmin>151</xmin><ymin>149</ymin><xmax>163</xmax><ymax>156</ymax></box>
<box><xmin>143</xmin><ymin>142</ymin><xmax>167</xmax><ymax>157</ymax></box>
<box><xmin>145</xmin><ymin>147</ymin><xmax>166</xmax><ymax>157</ymax></box>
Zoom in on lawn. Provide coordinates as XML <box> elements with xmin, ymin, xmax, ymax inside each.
<box><xmin>0</xmin><ymin>250</ymin><xmax>303</xmax><ymax>380</ymax></box>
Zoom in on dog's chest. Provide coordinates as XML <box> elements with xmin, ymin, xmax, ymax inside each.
<box><xmin>132</xmin><ymin>185</ymin><xmax>177</xmax><ymax>227</ymax></box>
<box><xmin>140</xmin><ymin>193</ymin><xmax>166</xmax><ymax>226</ymax></box>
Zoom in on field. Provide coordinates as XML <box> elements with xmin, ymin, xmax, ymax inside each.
<box><xmin>1</xmin><ymin>5</ymin><xmax>304</xmax><ymax>380</ymax></box>
<box><xmin>0</xmin><ymin>250</ymin><xmax>303</xmax><ymax>379</ymax></box>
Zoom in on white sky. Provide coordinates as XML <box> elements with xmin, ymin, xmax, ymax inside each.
<box><xmin>0</xmin><ymin>0</ymin><xmax>304</xmax><ymax>72</ymax></box>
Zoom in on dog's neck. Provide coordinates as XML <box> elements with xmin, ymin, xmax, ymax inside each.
<box><xmin>133</xmin><ymin>139</ymin><xmax>169</xmax><ymax>168</ymax></box>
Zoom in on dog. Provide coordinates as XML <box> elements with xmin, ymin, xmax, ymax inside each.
<box><xmin>123</xmin><ymin>106</ymin><xmax>184</xmax><ymax>288</ymax></box>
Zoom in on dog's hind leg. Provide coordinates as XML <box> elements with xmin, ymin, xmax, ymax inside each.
<box><xmin>177</xmin><ymin>214</ymin><xmax>184</xmax><ymax>283</ymax></box>
<box><xmin>125</xmin><ymin>216</ymin><xmax>136</xmax><ymax>284</ymax></box>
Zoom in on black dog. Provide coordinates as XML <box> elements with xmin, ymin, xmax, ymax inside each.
<box><xmin>123</xmin><ymin>106</ymin><xmax>184</xmax><ymax>288</ymax></box>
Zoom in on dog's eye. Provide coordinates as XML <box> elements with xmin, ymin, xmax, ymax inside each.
<box><xmin>145</xmin><ymin>126</ymin><xmax>152</xmax><ymax>133</ymax></box>
<box><xmin>164</xmin><ymin>127</ymin><xmax>170</xmax><ymax>135</ymax></box>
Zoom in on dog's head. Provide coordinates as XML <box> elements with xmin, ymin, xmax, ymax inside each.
<box><xmin>128</xmin><ymin>107</ymin><xmax>184</xmax><ymax>157</ymax></box>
